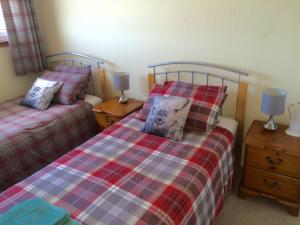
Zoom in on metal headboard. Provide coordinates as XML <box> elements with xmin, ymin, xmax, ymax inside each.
<box><xmin>149</xmin><ymin>61</ymin><xmax>249</xmax><ymax>117</ymax></box>
<box><xmin>46</xmin><ymin>52</ymin><xmax>104</xmax><ymax>68</ymax></box>
<box><xmin>149</xmin><ymin>61</ymin><xmax>249</xmax><ymax>85</ymax></box>
<box><xmin>45</xmin><ymin>52</ymin><xmax>105</xmax><ymax>95</ymax></box>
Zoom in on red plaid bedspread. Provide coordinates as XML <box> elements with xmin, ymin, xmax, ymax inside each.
<box><xmin>0</xmin><ymin>114</ymin><xmax>234</xmax><ymax>225</ymax></box>
<box><xmin>0</xmin><ymin>98</ymin><xmax>99</xmax><ymax>191</ymax></box>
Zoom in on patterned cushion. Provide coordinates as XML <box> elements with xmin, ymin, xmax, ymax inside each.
<box><xmin>135</xmin><ymin>84</ymin><xmax>169</xmax><ymax>121</ymax></box>
<box><xmin>42</xmin><ymin>71</ymin><xmax>87</xmax><ymax>105</ymax></box>
<box><xmin>54</xmin><ymin>64</ymin><xmax>92</xmax><ymax>100</ymax></box>
<box><xmin>20</xmin><ymin>78</ymin><xmax>62</xmax><ymax>110</ymax></box>
<box><xmin>142</xmin><ymin>96</ymin><xmax>192</xmax><ymax>141</ymax></box>
<box><xmin>185</xmin><ymin>92</ymin><xmax>227</xmax><ymax>132</ymax></box>
<box><xmin>136</xmin><ymin>81</ymin><xmax>228</xmax><ymax>132</ymax></box>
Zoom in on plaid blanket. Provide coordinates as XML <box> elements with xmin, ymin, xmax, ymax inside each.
<box><xmin>0</xmin><ymin>114</ymin><xmax>234</xmax><ymax>225</ymax></box>
<box><xmin>0</xmin><ymin>98</ymin><xmax>99</xmax><ymax>191</ymax></box>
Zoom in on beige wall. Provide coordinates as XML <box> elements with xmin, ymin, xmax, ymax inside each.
<box><xmin>0</xmin><ymin>47</ymin><xmax>37</xmax><ymax>102</ymax></box>
<box><xmin>34</xmin><ymin>0</ymin><xmax>300</xmax><ymax>133</ymax></box>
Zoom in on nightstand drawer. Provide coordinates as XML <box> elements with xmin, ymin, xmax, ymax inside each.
<box><xmin>244</xmin><ymin>166</ymin><xmax>300</xmax><ymax>202</ymax></box>
<box><xmin>245</xmin><ymin>146</ymin><xmax>300</xmax><ymax>179</ymax></box>
<box><xmin>94</xmin><ymin>112</ymin><xmax>121</xmax><ymax>129</ymax></box>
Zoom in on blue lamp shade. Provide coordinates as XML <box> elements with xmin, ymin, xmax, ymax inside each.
<box><xmin>114</xmin><ymin>72</ymin><xmax>129</xmax><ymax>91</ymax></box>
<box><xmin>261</xmin><ymin>88</ymin><xmax>287</xmax><ymax>116</ymax></box>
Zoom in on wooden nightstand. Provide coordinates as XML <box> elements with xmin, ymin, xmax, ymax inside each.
<box><xmin>239</xmin><ymin>120</ymin><xmax>300</xmax><ymax>216</ymax></box>
<box><xmin>92</xmin><ymin>97</ymin><xmax>144</xmax><ymax>129</ymax></box>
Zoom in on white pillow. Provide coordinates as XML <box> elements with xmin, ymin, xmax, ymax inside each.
<box><xmin>20</xmin><ymin>78</ymin><xmax>62</xmax><ymax>110</ymax></box>
<box><xmin>84</xmin><ymin>95</ymin><xmax>103</xmax><ymax>106</ymax></box>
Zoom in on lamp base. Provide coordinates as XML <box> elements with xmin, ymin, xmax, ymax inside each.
<box><xmin>264</xmin><ymin>116</ymin><xmax>277</xmax><ymax>131</ymax></box>
<box><xmin>118</xmin><ymin>91</ymin><xmax>128</xmax><ymax>104</ymax></box>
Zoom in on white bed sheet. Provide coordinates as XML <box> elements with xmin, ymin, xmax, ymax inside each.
<box><xmin>218</xmin><ymin>116</ymin><xmax>238</xmax><ymax>137</ymax></box>
<box><xmin>182</xmin><ymin>116</ymin><xmax>238</xmax><ymax>146</ymax></box>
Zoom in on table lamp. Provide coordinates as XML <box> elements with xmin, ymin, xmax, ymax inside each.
<box><xmin>114</xmin><ymin>72</ymin><xmax>129</xmax><ymax>104</ymax></box>
<box><xmin>261</xmin><ymin>88</ymin><xmax>287</xmax><ymax>131</ymax></box>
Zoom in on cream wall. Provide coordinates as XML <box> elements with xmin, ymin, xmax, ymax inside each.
<box><xmin>0</xmin><ymin>48</ymin><xmax>37</xmax><ymax>102</ymax></box>
<box><xmin>34</xmin><ymin>0</ymin><xmax>300</xmax><ymax>133</ymax></box>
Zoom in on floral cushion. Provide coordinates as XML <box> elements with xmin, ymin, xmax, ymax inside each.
<box><xmin>42</xmin><ymin>71</ymin><xmax>87</xmax><ymax>105</ymax></box>
<box><xmin>136</xmin><ymin>81</ymin><xmax>227</xmax><ymax>132</ymax></box>
<box><xmin>54</xmin><ymin>64</ymin><xmax>92</xmax><ymax>100</ymax></box>
<box><xmin>20</xmin><ymin>78</ymin><xmax>62</xmax><ymax>110</ymax></box>
<box><xmin>142</xmin><ymin>96</ymin><xmax>192</xmax><ymax>141</ymax></box>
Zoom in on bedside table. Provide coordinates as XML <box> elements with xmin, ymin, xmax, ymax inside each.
<box><xmin>92</xmin><ymin>97</ymin><xmax>144</xmax><ymax>129</ymax></box>
<box><xmin>239</xmin><ymin>120</ymin><xmax>300</xmax><ymax>216</ymax></box>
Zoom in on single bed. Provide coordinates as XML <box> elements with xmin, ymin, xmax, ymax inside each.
<box><xmin>0</xmin><ymin>61</ymin><xmax>248</xmax><ymax>225</ymax></box>
<box><xmin>0</xmin><ymin>52</ymin><xmax>107</xmax><ymax>191</ymax></box>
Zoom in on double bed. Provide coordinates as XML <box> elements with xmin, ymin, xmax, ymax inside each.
<box><xmin>0</xmin><ymin>52</ymin><xmax>107</xmax><ymax>191</ymax></box>
<box><xmin>0</xmin><ymin>61</ymin><xmax>248</xmax><ymax>225</ymax></box>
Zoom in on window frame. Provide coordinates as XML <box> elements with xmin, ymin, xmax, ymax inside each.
<box><xmin>0</xmin><ymin>41</ymin><xmax>8</xmax><ymax>47</ymax></box>
<box><xmin>0</xmin><ymin>3</ymin><xmax>8</xmax><ymax>47</ymax></box>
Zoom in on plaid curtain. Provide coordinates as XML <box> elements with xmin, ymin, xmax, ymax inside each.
<box><xmin>1</xmin><ymin>0</ymin><xmax>45</xmax><ymax>76</ymax></box>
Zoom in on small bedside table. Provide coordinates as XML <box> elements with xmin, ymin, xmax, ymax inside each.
<box><xmin>92</xmin><ymin>97</ymin><xmax>144</xmax><ymax>129</ymax></box>
<box><xmin>239</xmin><ymin>120</ymin><xmax>300</xmax><ymax>216</ymax></box>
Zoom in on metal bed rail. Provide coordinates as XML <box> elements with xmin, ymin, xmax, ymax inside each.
<box><xmin>46</xmin><ymin>52</ymin><xmax>104</xmax><ymax>68</ymax></box>
<box><xmin>149</xmin><ymin>61</ymin><xmax>249</xmax><ymax>86</ymax></box>
<box><xmin>149</xmin><ymin>61</ymin><xmax>249</xmax><ymax>116</ymax></box>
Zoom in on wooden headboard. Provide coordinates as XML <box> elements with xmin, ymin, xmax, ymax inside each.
<box><xmin>147</xmin><ymin>61</ymin><xmax>248</xmax><ymax>159</ymax></box>
<box><xmin>45</xmin><ymin>52</ymin><xmax>108</xmax><ymax>101</ymax></box>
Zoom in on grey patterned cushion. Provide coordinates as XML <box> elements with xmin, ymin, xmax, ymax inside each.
<box><xmin>20</xmin><ymin>78</ymin><xmax>62</xmax><ymax>110</ymax></box>
<box><xmin>53</xmin><ymin>64</ymin><xmax>92</xmax><ymax>100</ymax></box>
<box><xmin>142</xmin><ymin>96</ymin><xmax>192</xmax><ymax>141</ymax></box>
<box><xmin>42</xmin><ymin>71</ymin><xmax>88</xmax><ymax>105</ymax></box>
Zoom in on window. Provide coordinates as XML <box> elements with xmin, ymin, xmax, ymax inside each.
<box><xmin>0</xmin><ymin>3</ymin><xmax>8</xmax><ymax>45</ymax></box>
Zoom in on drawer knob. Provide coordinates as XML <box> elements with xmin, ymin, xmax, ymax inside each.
<box><xmin>265</xmin><ymin>156</ymin><xmax>283</xmax><ymax>167</ymax></box>
<box><xmin>106</xmin><ymin>116</ymin><xmax>114</xmax><ymax>125</ymax></box>
<box><xmin>266</xmin><ymin>156</ymin><xmax>274</xmax><ymax>164</ymax></box>
<box><xmin>263</xmin><ymin>178</ymin><xmax>279</xmax><ymax>188</ymax></box>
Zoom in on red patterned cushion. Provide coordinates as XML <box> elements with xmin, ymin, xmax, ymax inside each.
<box><xmin>54</xmin><ymin>64</ymin><xmax>92</xmax><ymax>100</ymax></box>
<box><xmin>42</xmin><ymin>71</ymin><xmax>88</xmax><ymax>105</ymax></box>
<box><xmin>135</xmin><ymin>81</ymin><xmax>227</xmax><ymax>132</ymax></box>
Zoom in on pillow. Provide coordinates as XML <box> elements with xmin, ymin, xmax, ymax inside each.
<box><xmin>84</xmin><ymin>95</ymin><xmax>103</xmax><ymax>107</ymax></box>
<box><xmin>185</xmin><ymin>92</ymin><xmax>227</xmax><ymax>132</ymax></box>
<box><xmin>164</xmin><ymin>80</ymin><xmax>227</xmax><ymax>94</ymax></box>
<box><xmin>20</xmin><ymin>78</ymin><xmax>62</xmax><ymax>110</ymax></box>
<box><xmin>136</xmin><ymin>81</ymin><xmax>227</xmax><ymax>132</ymax></box>
<box><xmin>142</xmin><ymin>96</ymin><xmax>192</xmax><ymax>141</ymax></box>
<box><xmin>42</xmin><ymin>70</ymin><xmax>88</xmax><ymax>105</ymax></box>
<box><xmin>54</xmin><ymin>64</ymin><xmax>92</xmax><ymax>100</ymax></box>
<box><xmin>136</xmin><ymin>81</ymin><xmax>227</xmax><ymax>119</ymax></box>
